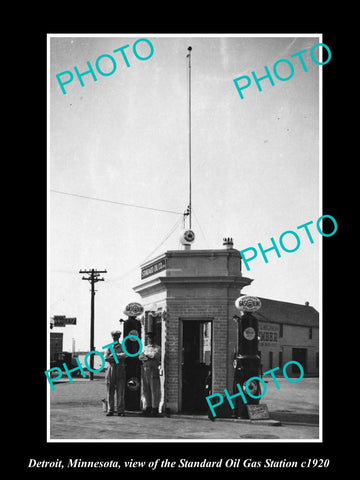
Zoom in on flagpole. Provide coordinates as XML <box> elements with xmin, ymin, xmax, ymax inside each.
<box><xmin>187</xmin><ymin>46</ymin><xmax>192</xmax><ymax>229</ymax></box>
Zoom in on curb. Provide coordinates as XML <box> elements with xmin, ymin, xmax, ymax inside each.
<box><xmin>168</xmin><ymin>414</ymin><xmax>281</xmax><ymax>427</ymax></box>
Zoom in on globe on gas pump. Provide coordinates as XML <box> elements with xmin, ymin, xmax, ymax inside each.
<box><xmin>232</xmin><ymin>295</ymin><xmax>262</xmax><ymax>418</ymax></box>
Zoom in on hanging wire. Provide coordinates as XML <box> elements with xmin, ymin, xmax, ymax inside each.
<box><xmin>192</xmin><ymin>207</ymin><xmax>210</xmax><ymax>249</ymax></box>
<box><xmin>107</xmin><ymin>216</ymin><xmax>183</xmax><ymax>285</ymax></box>
<box><xmin>50</xmin><ymin>189</ymin><xmax>183</xmax><ymax>215</ymax></box>
<box><xmin>141</xmin><ymin>216</ymin><xmax>183</xmax><ymax>263</ymax></box>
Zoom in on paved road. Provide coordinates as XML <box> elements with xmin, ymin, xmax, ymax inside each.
<box><xmin>49</xmin><ymin>376</ymin><xmax>319</xmax><ymax>441</ymax></box>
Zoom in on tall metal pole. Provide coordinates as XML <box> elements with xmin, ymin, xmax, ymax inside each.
<box><xmin>187</xmin><ymin>46</ymin><xmax>192</xmax><ymax>229</ymax></box>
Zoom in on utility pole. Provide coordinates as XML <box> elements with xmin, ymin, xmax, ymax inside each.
<box><xmin>79</xmin><ymin>269</ymin><xmax>107</xmax><ymax>380</ymax></box>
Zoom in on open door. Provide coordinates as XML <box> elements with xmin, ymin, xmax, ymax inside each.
<box><xmin>181</xmin><ymin>320</ymin><xmax>212</xmax><ymax>413</ymax></box>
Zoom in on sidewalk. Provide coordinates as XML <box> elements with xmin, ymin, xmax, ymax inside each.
<box><xmin>49</xmin><ymin>377</ymin><xmax>320</xmax><ymax>441</ymax></box>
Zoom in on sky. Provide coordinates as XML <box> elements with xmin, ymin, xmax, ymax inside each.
<box><xmin>49</xmin><ymin>34</ymin><xmax>322</xmax><ymax>352</ymax></box>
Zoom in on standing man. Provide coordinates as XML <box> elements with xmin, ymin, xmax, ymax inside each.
<box><xmin>104</xmin><ymin>330</ymin><xmax>127</xmax><ymax>416</ymax></box>
<box><xmin>139</xmin><ymin>332</ymin><xmax>161</xmax><ymax>416</ymax></box>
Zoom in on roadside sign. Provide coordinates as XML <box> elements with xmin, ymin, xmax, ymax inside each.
<box><xmin>52</xmin><ymin>316</ymin><xmax>77</xmax><ymax>327</ymax></box>
<box><xmin>65</xmin><ymin>317</ymin><xmax>77</xmax><ymax>325</ymax></box>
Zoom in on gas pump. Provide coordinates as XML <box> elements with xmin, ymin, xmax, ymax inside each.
<box><xmin>121</xmin><ymin>302</ymin><xmax>144</xmax><ymax>411</ymax></box>
<box><xmin>232</xmin><ymin>295</ymin><xmax>262</xmax><ymax>418</ymax></box>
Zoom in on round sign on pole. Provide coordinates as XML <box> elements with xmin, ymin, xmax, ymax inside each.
<box><xmin>128</xmin><ymin>329</ymin><xmax>140</xmax><ymax>340</ymax></box>
<box><xmin>179</xmin><ymin>228</ymin><xmax>195</xmax><ymax>245</ymax></box>
<box><xmin>243</xmin><ymin>326</ymin><xmax>256</xmax><ymax>340</ymax></box>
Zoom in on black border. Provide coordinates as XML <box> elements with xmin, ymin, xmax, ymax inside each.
<box><xmin>20</xmin><ymin>22</ymin><xmax>345</xmax><ymax>476</ymax></box>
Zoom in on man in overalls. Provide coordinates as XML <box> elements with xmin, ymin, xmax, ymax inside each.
<box><xmin>104</xmin><ymin>330</ymin><xmax>127</xmax><ymax>416</ymax></box>
<box><xmin>139</xmin><ymin>332</ymin><xmax>161</xmax><ymax>416</ymax></box>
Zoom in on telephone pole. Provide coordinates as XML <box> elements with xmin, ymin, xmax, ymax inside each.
<box><xmin>79</xmin><ymin>268</ymin><xmax>107</xmax><ymax>380</ymax></box>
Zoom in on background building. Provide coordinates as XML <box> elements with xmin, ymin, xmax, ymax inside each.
<box><xmin>50</xmin><ymin>332</ymin><xmax>63</xmax><ymax>361</ymax></box>
<box><xmin>255</xmin><ymin>298</ymin><xmax>319</xmax><ymax>375</ymax></box>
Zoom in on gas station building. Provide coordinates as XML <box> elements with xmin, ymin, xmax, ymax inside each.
<box><xmin>133</xmin><ymin>238</ymin><xmax>319</xmax><ymax>415</ymax></box>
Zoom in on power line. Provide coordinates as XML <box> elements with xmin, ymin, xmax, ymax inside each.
<box><xmin>192</xmin><ymin>207</ymin><xmax>210</xmax><ymax>248</ymax></box>
<box><xmin>141</xmin><ymin>216</ymin><xmax>183</xmax><ymax>263</ymax></box>
<box><xmin>50</xmin><ymin>189</ymin><xmax>183</xmax><ymax>215</ymax></box>
<box><xmin>107</xmin><ymin>216</ymin><xmax>183</xmax><ymax>285</ymax></box>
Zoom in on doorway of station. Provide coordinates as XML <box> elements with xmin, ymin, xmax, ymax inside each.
<box><xmin>181</xmin><ymin>320</ymin><xmax>212</xmax><ymax>414</ymax></box>
<box><xmin>292</xmin><ymin>348</ymin><xmax>307</xmax><ymax>374</ymax></box>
